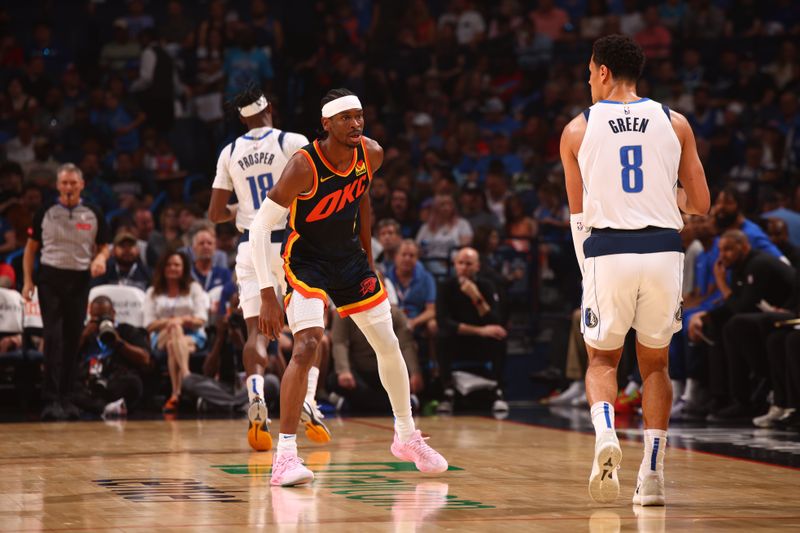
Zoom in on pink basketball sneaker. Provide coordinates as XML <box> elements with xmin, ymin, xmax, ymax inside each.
<box><xmin>270</xmin><ymin>454</ymin><xmax>314</xmax><ymax>487</ymax></box>
<box><xmin>390</xmin><ymin>430</ymin><xmax>448</xmax><ymax>473</ymax></box>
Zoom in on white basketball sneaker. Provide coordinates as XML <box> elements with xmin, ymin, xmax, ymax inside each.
<box><xmin>633</xmin><ymin>472</ymin><xmax>665</xmax><ymax>506</ymax></box>
<box><xmin>588</xmin><ymin>430</ymin><xmax>622</xmax><ymax>503</ymax></box>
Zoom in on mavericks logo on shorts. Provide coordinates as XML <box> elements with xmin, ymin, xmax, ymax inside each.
<box><xmin>585</xmin><ymin>308</ymin><xmax>598</xmax><ymax>328</ymax></box>
<box><xmin>360</xmin><ymin>277</ymin><xmax>377</xmax><ymax>296</ymax></box>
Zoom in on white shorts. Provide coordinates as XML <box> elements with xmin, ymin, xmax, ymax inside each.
<box><xmin>236</xmin><ymin>240</ymin><xmax>286</xmax><ymax>319</ymax></box>
<box><xmin>581</xmin><ymin>251</ymin><xmax>684</xmax><ymax>350</ymax></box>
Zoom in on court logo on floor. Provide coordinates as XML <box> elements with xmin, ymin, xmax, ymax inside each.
<box><xmin>213</xmin><ymin>460</ymin><xmax>494</xmax><ymax>510</ymax></box>
<box><xmin>94</xmin><ymin>478</ymin><xmax>245</xmax><ymax>503</ymax></box>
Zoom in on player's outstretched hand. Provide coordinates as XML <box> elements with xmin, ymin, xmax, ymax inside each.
<box><xmin>259</xmin><ymin>288</ymin><xmax>285</xmax><ymax>340</ymax></box>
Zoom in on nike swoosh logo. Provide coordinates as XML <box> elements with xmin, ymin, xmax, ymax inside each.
<box><xmin>319</xmin><ymin>174</ymin><xmax>336</xmax><ymax>183</ymax></box>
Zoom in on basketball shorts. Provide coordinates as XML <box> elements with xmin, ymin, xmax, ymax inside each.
<box><xmin>284</xmin><ymin>249</ymin><xmax>387</xmax><ymax>320</ymax></box>
<box><xmin>236</xmin><ymin>230</ymin><xmax>287</xmax><ymax>319</ymax></box>
<box><xmin>580</xmin><ymin>227</ymin><xmax>684</xmax><ymax>350</ymax></box>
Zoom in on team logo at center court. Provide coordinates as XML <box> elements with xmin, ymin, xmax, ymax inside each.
<box><xmin>585</xmin><ymin>308</ymin><xmax>598</xmax><ymax>328</ymax></box>
<box><xmin>359</xmin><ymin>277</ymin><xmax>377</xmax><ymax>296</ymax></box>
<box><xmin>355</xmin><ymin>160</ymin><xmax>367</xmax><ymax>176</ymax></box>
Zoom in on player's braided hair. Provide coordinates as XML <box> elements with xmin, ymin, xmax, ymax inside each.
<box><xmin>225</xmin><ymin>83</ymin><xmax>266</xmax><ymax>117</ymax></box>
<box><xmin>592</xmin><ymin>34</ymin><xmax>645</xmax><ymax>82</ymax></box>
<box><xmin>321</xmin><ymin>87</ymin><xmax>355</xmax><ymax>109</ymax></box>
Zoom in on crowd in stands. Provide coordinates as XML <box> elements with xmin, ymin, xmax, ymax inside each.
<box><xmin>1</xmin><ymin>0</ymin><xmax>799</xmax><ymax>427</ymax></box>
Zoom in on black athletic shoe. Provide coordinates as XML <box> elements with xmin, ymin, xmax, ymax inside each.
<box><xmin>61</xmin><ymin>400</ymin><xmax>81</xmax><ymax>420</ymax></box>
<box><xmin>41</xmin><ymin>401</ymin><xmax>66</xmax><ymax>421</ymax></box>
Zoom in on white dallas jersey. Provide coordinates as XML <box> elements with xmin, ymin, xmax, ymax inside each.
<box><xmin>577</xmin><ymin>98</ymin><xmax>683</xmax><ymax>231</ymax></box>
<box><xmin>212</xmin><ymin>127</ymin><xmax>309</xmax><ymax>232</ymax></box>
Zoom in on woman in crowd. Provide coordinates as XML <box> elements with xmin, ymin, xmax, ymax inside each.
<box><xmin>415</xmin><ymin>193</ymin><xmax>473</xmax><ymax>276</ymax></box>
<box><xmin>143</xmin><ymin>250</ymin><xmax>209</xmax><ymax>411</ymax></box>
<box><xmin>504</xmin><ymin>194</ymin><xmax>537</xmax><ymax>254</ymax></box>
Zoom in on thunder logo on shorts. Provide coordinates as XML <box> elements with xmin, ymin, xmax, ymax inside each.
<box><xmin>281</xmin><ymin>138</ymin><xmax>387</xmax><ymax>317</ymax></box>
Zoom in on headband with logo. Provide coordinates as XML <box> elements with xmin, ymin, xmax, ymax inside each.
<box><xmin>238</xmin><ymin>95</ymin><xmax>268</xmax><ymax>117</ymax></box>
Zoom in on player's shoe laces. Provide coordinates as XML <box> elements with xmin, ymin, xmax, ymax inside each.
<box><xmin>588</xmin><ymin>430</ymin><xmax>622</xmax><ymax>503</ymax></box>
<box><xmin>632</xmin><ymin>471</ymin><xmax>665</xmax><ymax>506</ymax></box>
<box><xmin>391</xmin><ymin>430</ymin><xmax>448</xmax><ymax>473</ymax></box>
<box><xmin>247</xmin><ymin>396</ymin><xmax>272</xmax><ymax>451</ymax></box>
<box><xmin>270</xmin><ymin>454</ymin><xmax>314</xmax><ymax>487</ymax></box>
<box><xmin>300</xmin><ymin>400</ymin><xmax>332</xmax><ymax>443</ymax></box>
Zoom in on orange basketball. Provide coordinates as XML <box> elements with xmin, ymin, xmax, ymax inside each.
<box><xmin>248</xmin><ymin>422</ymin><xmax>273</xmax><ymax>451</ymax></box>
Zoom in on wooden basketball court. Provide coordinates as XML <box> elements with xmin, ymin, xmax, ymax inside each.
<box><xmin>1</xmin><ymin>415</ymin><xmax>798</xmax><ymax>531</ymax></box>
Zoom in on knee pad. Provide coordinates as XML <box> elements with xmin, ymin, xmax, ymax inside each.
<box><xmin>286</xmin><ymin>292</ymin><xmax>325</xmax><ymax>334</ymax></box>
<box><xmin>349</xmin><ymin>299</ymin><xmax>391</xmax><ymax>329</ymax></box>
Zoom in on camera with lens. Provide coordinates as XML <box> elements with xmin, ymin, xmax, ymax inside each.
<box><xmin>97</xmin><ymin>314</ymin><xmax>118</xmax><ymax>345</ymax></box>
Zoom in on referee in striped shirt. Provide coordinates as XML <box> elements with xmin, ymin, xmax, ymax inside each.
<box><xmin>22</xmin><ymin>163</ymin><xmax>111</xmax><ymax>421</ymax></box>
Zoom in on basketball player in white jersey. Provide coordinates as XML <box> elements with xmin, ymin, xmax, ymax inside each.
<box><xmin>560</xmin><ymin>35</ymin><xmax>710</xmax><ymax>506</ymax></box>
<box><xmin>208</xmin><ymin>87</ymin><xmax>332</xmax><ymax>451</ymax></box>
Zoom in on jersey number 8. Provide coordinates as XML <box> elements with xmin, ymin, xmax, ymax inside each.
<box><xmin>247</xmin><ymin>173</ymin><xmax>274</xmax><ymax>209</ymax></box>
<box><xmin>619</xmin><ymin>145</ymin><xmax>643</xmax><ymax>193</ymax></box>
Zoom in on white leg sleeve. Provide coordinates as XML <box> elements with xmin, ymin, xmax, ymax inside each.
<box><xmin>349</xmin><ymin>300</ymin><xmax>413</xmax><ymax>421</ymax></box>
<box><xmin>570</xmin><ymin>213</ymin><xmax>591</xmax><ymax>276</ymax></box>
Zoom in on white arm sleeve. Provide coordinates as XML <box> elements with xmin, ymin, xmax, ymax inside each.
<box><xmin>570</xmin><ymin>213</ymin><xmax>590</xmax><ymax>276</ymax></box>
<box><xmin>251</xmin><ymin>197</ymin><xmax>290</xmax><ymax>290</ymax></box>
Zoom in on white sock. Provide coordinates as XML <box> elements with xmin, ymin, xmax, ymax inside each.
<box><xmin>682</xmin><ymin>378</ymin><xmax>700</xmax><ymax>402</ymax></box>
<box><xmin>671</xmin><ymin>380</ymin><xmax>685</xmax><ymax>405</ymax></box>
<box><xmin>246</xmin><ymin>374</ymin><xmax>264</xmax><ymax>403</ymax></box>
<box><xmin>277</xmin><ymin>433</ymin><xmax>297</xmax><ymax>457</ymax></box>
<box><xmin>350</xmin><ymin>305</ymin><xmax>416</xmax><ymax>442</ymax></box>
<box><xmin>590</xmin><ymin>401</ymin><xmax>615</xmax><ymax>436</ymax></box>
<box><xmin>394</xmin><ymin>415</ymin><xmax>416</xmax><ymax>442</ymax></box>
<box><xmin>640</xmin><ymin>429</ymin><xmax>667</xmax><ymax>478</ymax></box>
<box><xmin>305</xmin><ymin>366</ymin><xmax>319</xmax><ymax>406</ymax></box>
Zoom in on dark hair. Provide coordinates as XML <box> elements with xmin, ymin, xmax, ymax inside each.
<box><xmin>321</xmin><ymin>87</ymin><xmax>355</xmax><ymax>109</ymax></box>
<box><xmin>376</xmin><ymin>218</ymin><xmax>401</xmax><ymax>233</ymax></box>
<box><xmin>232</xmin><ymin>84</ymin><xmax>264</xmax><ymax>110</ymax></box>
<box><xmin>719</xmin><ymin>185</ymin><xmax>744</xmax><ymax>208</ymax></box>
<box><xmin>22</xmin><ymin>182</ymin><xmax>42</xmax><ymax>194</ymax></box>
<box><xmin>504</xmin><ymin>195</ymin><xmax>525</xmax><ymax>226</ymax></box>
<box><xmin>91</xmin><ymin>295</ymin><xmax>113</xmax><ymax>308</ymax></box>
<box><xmin>152</xmin><ymin>249</ymin><xmax>193</xmax><ymax>296</ymax></box>
<box><xmin>179</xmin><ymin>203</ymin><xmax>204</xmax><ymax>219</ymax></box>
<box><xmin>0</xmin><ymin>161</ymin><xmax>23</xmax><ymax>179</ymax></box>
<box><xmin>317</xmin><ymin>88</ymin><xmax>356</xmax><ymax>139</ymax></box>
<box><xmin>592</xmin><ymin>34</ymin><xmax>645</xmax><ymax>82</ymax></box>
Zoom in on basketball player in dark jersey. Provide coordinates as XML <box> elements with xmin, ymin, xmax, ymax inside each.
<box><xmin>251</xmin><ymin>89</ymin><xmax>448</xmax><ymax>486</ymax></box>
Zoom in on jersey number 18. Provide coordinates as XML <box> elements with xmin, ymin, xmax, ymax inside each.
<box><xmin>247</xmin><ymin>173</ymin><xmax>274</xmax><ymax>209</ymax></box>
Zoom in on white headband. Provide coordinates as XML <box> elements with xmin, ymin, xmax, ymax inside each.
<box><xmin>321</xmin><ymin>95</ymin><xmax>362</xmax><ymax>118</ymax></box>
<box><xmin>238</xmin><ymin>95</ymin><xmax>268</xmax><ymax>117</ymax></box>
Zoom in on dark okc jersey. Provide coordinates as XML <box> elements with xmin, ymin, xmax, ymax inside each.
<box><xmin>284</xmin><ymin>138</ymin><xmax>373</xmax><ymax>262</ymax></box>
